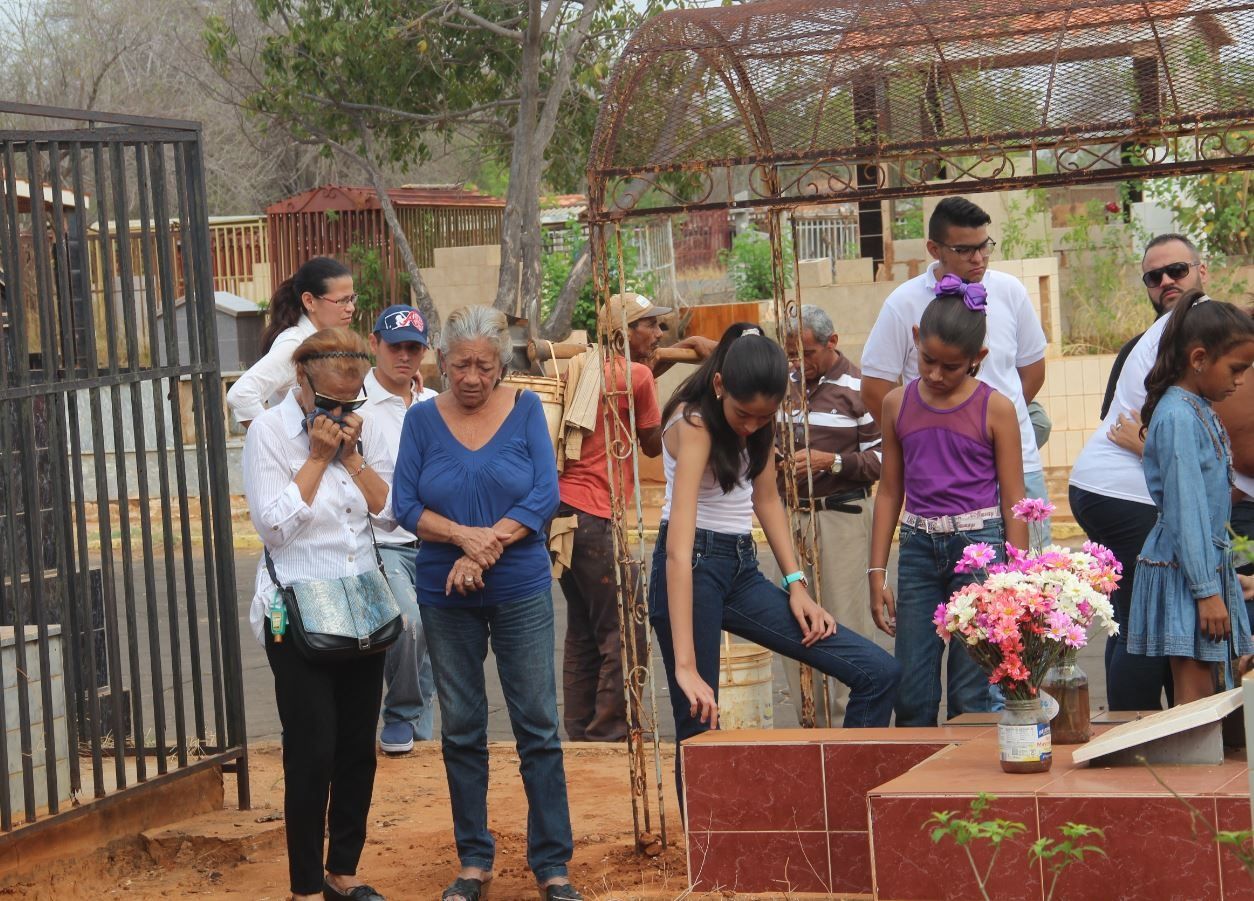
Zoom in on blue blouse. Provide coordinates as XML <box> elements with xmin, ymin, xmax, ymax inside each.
<box><xmin>1138</xmin><ymin>386</ymin><xmax>1236</xmax><ymax>600</ymax></box>
<box><xmin>393</xmin><ymin>390</ymin><xmax>559</xmax><ymax>607</ymax></box>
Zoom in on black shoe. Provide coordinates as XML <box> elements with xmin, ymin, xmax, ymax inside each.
<box><xmin>442</xmin><ymin>876</ymin><xmax>491</xmax><ymax>901</ymax></box>
<box><xmin>323</xmin><ymin>879</ymin><xmax>385</xmax><ymax>901</ymax></box>
<box><xmin>542</xmin><ymin>884</ymin><xmax>583</xmax><ymax>901</ymax></box>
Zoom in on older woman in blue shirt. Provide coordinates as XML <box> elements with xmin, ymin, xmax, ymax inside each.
<box><xmin>393</xmin><ymin>305</ymin><xmax>581</xmax><ymax>901</ymax></box>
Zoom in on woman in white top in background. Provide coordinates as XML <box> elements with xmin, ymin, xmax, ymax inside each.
<box><xmin>649</xmin><ymin>322</ymin><xmax>900</xmax><ymax>804</ymax></box>
<box><xmin>227</xmin><ymin>256</ymin><xmax>357</xmax><ymax>427</ymax></box>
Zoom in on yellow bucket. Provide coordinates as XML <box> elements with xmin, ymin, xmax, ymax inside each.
<box><xmin>502</xmin><ymin>374</ymin><xmax>564</xmax><ymax>450</ymax></box>
<box><xmin>718</xmin><ymin>636</ymin><xmax>773</xmax><ymax>730</ymax></box>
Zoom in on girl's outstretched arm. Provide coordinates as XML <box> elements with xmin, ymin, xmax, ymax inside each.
<box><xmin>868</xmin><ymin>388</ymin><xmax>906</xmax><ymax>636</ymax></box>
<box><xmin>665</xmin><ymin>415</ymin><xmax>719</xmax><ymax>728</ymax></box>
<box><xmin>752</xmin><ymin>461</ymin><xmax>835</xmax><ymax>647</ymax></box>
<box><xmin>988</xmin><ymin>392</ymin><xmax>1028</xmax><ymax>549</ymax></box>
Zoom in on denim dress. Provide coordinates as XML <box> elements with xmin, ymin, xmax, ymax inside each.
<box><xmin>1128</xmin><ymin>387</ymin><xmax>1252</xmax><ymax>663</ymax></box>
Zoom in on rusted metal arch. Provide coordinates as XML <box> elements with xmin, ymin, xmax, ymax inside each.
<box><xmin>588</xmin><ymin>0</ymin><xmax>1254</xmax><ymax>218</ymax></box>
<box><xmin>587</xmin><ymin>0</ymin><xmax>1254</xmax><ymax>853</ymax></box>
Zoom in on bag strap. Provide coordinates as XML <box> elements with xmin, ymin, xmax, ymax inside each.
<box><xmin>264</xmin><ymin>546</ymin><xmax>287</xmax><ymax>592</ymax></box>
<box><xmin>356</xmin><ymin>437</ymin><xmax>387</xmax><ymax>574</ymax></box>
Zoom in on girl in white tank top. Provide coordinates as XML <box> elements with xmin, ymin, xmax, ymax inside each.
<box><xmin>650</xmin><ymin>323</ymin><xmax>901</xmax><ymax>803</ymax></box>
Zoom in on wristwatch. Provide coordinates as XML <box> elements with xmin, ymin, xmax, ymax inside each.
<box><xmin>830</xmin><ymin>453</ymin><xmax>844</xmax><ymax>475</ymax></box>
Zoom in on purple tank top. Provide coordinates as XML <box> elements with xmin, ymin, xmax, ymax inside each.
<box><xmin>896</xmin><ymin>379</ymin><xmax>999</xmax><ymax>518</ymax></box>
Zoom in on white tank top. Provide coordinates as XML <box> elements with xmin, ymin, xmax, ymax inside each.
<box><xmin>660</xmin><ymin>409</ymin><xmax>754</xmax><ymax>534</ymax></box>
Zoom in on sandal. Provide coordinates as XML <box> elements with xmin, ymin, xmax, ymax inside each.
<box><xmin>441</xmin><ymin>876</ymin><xmax>491</xmax><ymax>901</ymax></box>
<box><xmin>540</xmin><ymin>884</ymin><xmax>584</xmax><ymax>901</ymax></box>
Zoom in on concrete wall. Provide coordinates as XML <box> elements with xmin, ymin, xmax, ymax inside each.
<box><xmin>414</xmin><ymin>244</ymin><xmax>504</xmax><ymax>323</ymax></box>
<box><xmin>3</xmin><ymin>627</ymin><xmax>71</xmax><ymax>817</ymax></box>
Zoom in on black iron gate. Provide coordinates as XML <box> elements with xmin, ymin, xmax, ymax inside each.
<box><xmin>0</xmin><ymin>102</ymin><xmax>248</xmax><ymax>834</ymax></box>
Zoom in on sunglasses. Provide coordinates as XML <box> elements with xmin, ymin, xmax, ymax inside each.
<box><xmin>1141</xmin><ymin>261</ymin><xmax>1194</xmax><ymax>288</ymax></box>
<box><xmin>307</xmin><ymin>373</ymin><xmax>368</xmax><ymax>413</ymax></box>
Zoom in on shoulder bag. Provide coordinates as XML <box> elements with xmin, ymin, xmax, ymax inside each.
<box><xmin>264</xmin><ymin>494</ymin><xmax>403</xmax><ymax>664</ymax></box>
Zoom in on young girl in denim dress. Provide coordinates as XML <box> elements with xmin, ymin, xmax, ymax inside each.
<box><xmin>868</xmin><ymin>288</ymin><xmax>1030</xmax><ymax>726</ymax></box>
<box><xmin>1129</xmin><ymin>291</ymin><xmax>1254</xmax><ymax>704</ymax></box>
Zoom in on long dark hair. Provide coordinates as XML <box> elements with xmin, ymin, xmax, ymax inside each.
<box><xmin>1141</xmin><ymin>290</ymin><xmax>1254</xmax><ymax>431</ymax></box>
<box><xmin>260</xmin><ymin>256</ymin><xmax>351</xmax><ymax>353</ymax></box>
<box><xmin>662</xmin><ymin>322</ymin><xmax>788</xmax><ymax>492</ymax></box>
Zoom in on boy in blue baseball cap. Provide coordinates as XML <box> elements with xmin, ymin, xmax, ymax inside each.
<box><xmin>362</xmin><ymin>305</ymin><xmax>438</xmax><ymax>753</ymax></box>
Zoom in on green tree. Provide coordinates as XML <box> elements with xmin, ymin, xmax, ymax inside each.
<box><xmin>720</xmin><ymin>226</ymin><xmax>793</xmax><ymax>301</ymax></box>
<box><xmin>205</xmin><ymin>0</ymin><xmax>674</xmax><ymax>337</ymax></box>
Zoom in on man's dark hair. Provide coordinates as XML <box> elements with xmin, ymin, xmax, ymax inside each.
<box><xmin>928</xmin><ymin>197</ymin><xmax>992</xmax><ymax>243</ymax></box>
<box><xmin>1143</xmin><ymin>233</ymin><xmax>1199</xmax><ymax>261</ymax></box>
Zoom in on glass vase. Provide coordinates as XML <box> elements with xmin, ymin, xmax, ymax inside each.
<box><xmin>998</xmin><ymin>697</ymin><xmax>1052</xmax><ymax>773</ymax></box>
<box><xmin>1040</xmin><ymin>651</ymin><xmax>1092</xmax><ymax>744</ymax></box>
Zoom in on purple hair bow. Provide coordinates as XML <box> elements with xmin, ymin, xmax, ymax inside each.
<box><xmin>934</xmin><ymin>273</ymin><xmax>988</xmax><ymax>313</ymax></box>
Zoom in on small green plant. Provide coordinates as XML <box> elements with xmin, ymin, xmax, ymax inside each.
<box><xmin>926</xmin><ymin>793</ymin><xmax>1105</xmax><ymax>901</ymax></box>
<box><xmin>1031</xmin><ymin>823</ymin><xmax>1108</xmax><ymax>900</ymax></box>
<box><xmin>540</xmin><ymin>221</ymin><xmax>655</xmax><ymax>335</ymax></box>
<box><xmin>347</xmin><ymin>243</ymin><xmax>408</xmax><ymax>333</ymax></box>
<box><xmin>1001</xmin><ymin>188</ymin><xmax>1051</xmax><ymax>260</ymax></box>
<box><xmin>719</xmin><ymin>226</ymin><xmax>793</xmax><ymax>301</ymax></box>
<box><xmin>1140</xmin><ymin>757</ymin><xmax>1254</xmax><ymax>877</ymax></box>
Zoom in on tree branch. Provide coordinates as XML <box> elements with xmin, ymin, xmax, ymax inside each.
<box><xmin>530</xmin><ymin>0</ymin><xmax>602</xmax><ymax>161</ymax></box>
<box><xmin>541</xmin><ymin>240</ymin><xmax>591</xmax><ymax>339</ymax></box>
<box><xmin>443</xmin><ymin>3</ymin><xmax>524</xmax><ymax>42</ymax></box>
<box><xmin>293</xmin><ymin>92</ymin><xmax>520</xmax><ymax>125</ymax></box>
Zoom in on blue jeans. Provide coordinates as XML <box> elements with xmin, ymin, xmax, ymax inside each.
<box><xmin>894</xmin><ymin>521</ymin><xmax>1005</xmax><ymax>726</ymax></box>
<box><xmin>420</xmin><ymin>590</ymin><xmax>573</xmax><ymax>882</ymax></box>
<box><xmin>649</xmin><ymin>526</ymin><xmax>900</xmax><ymax>799</ymax></box>
<box><xmin>379</xmin><ymin>545</ymin><xmax>435</xmax><ymax>740</ymax></box>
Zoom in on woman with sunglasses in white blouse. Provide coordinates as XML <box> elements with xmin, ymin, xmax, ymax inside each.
<box><xmin>243</xmin><ymin>327</ymin><xmax>391</xmax><ymax>901</ymax></box>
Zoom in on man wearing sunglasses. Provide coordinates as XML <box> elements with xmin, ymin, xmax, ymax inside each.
<box><xmin>359</xmin><ymin>305</ymin><xmax>439</xmax><ymax>755</ymax></box>
<box><xmin>1069</xmin><ymin>233</ymin><xmax>1254</xmax><ymax>710</ymax></box>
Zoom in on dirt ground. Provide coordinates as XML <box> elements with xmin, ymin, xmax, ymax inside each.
<box><xmin>9</xmin><ymin>742</ymin><xmax>708</xmax><ymax>900</ymax></box>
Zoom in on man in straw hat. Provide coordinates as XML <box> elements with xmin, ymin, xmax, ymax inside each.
<box><xmin>555</xmin><ymin>292</ymin><xmax>713</xmax><ymax>741</ymax></box>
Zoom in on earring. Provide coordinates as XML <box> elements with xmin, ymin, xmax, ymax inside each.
<box><xmin>716</xmin><ymin>392</ymin><xmax>723</xmax><ymax>400</ymax></box>
<box><xmin>1195</xmin><ymin>366</ymin><xmax>1202</xmax><ymax>373</ymax></box>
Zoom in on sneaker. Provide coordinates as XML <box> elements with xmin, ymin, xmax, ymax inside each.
<box><xmin>379</xmin><ymin>722</ymin><xmax>414</xmax><ymax>755</ymax></box>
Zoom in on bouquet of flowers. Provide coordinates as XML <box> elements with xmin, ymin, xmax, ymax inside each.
<box><xmin>931</xmin><ymin>499</ymin><xmax>1121</xmax><ymax>701</ymax></box>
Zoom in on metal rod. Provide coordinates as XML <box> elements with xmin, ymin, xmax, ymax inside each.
<box><xmin>66</xmin><ymin>141</ymin><xmax>108</xmax><ymax>797</ymax></box>
<box><xmin>89</xmin><ymin>140</ymin><xmax>132</xmax><ymax>790</ymax></box>
<box><xmin>130</xmin><ymin>141</ymin><xmax>169</xmax><ymax>770</ymax></box>
<box><xmin>23</xmin><ymin>143</ymin><xmax>67</xmax><ymax>813</ymax></box>
<box><xmin>43</xmin><ymin>139</ymin><xmax>86</xmax><ymax>798</ymax></box>
<box><xmin>147</xmin><ymin>143</ymin><xmax>191</xmax><ymax>769</ymax></box>
<box><xmin>107</xmin><ymin>140</ymin><xmax>150</xmax><ymax>782</ymax></box>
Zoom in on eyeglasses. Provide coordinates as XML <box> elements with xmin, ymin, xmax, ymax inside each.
<box><xmin>1141</xmin><ymin>261</ymin><xmax>1195</xmax><ymax>288</ymax></box>
<box><xmin>937</xmin><ymin>238</ymin><xmax>997</xmax><ymax>259</ymax></box>
<box><xmin>316</xmin><ymin>292</ymin><xmax>359</xmax><ymax>307</ymax></box>
<box><xmin>307</xmin><ymin>373</ymin><xmax>368</xmax><ymax>413</ymax></box>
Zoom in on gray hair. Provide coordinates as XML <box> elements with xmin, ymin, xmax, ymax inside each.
<box><xmin>439</xmin><ymin>304</ymin><xmax>512</xmax><ymax>366</ymax></box>
<box><xmin>799</xmin><ymin>304</ymin><xmax>835</xmax><ymax>343</ymax></box>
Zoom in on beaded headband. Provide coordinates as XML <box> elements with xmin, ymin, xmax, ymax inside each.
<box><xmin>301</xmin><ymin>351</ymin><xmax>370</xmax><ymax>361</ymax></box>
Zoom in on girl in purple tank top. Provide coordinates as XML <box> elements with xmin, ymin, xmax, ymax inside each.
<box><xmin>868</xmin><ymin>291</ymin><xmax>1029</xmax><ymax>726</ymax></box>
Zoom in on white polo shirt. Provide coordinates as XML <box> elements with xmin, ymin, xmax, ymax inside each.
<box><xmin>1069</xmin><ymin>312</ymin><xmax>1170</xmax><ymax>504</ymax></box>
<box><xmin>860</xmin><ymin>262</ymin><xmax>1048</xmax><ymax>473</ymax></box>
<box><xmin>360</xmin><ymin>369</ymin><xmax>437</xmax><ymax>546</ymax></box>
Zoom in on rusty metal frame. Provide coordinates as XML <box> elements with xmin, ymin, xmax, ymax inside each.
<box><xmin>586</xmin><ymin>0</ymin><xmax>1254</xmax><ymax>851</ymax></box>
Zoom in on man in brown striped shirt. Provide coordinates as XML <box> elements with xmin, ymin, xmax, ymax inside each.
<box><xmin>782</xmin><ymin>304</ymin><xmax>887</xmax><ymax>725</ymax></box>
